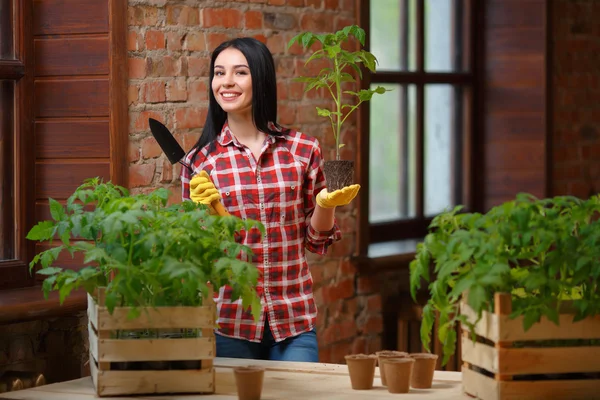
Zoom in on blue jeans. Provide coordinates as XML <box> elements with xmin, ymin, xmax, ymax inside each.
<box><xmin>215</xmin><ymin>319</ymin><xmax>318</xmax><ymax>362</ymax></box>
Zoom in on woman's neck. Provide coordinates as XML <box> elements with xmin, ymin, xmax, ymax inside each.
<box><xmin>227</xmin><ymin>112</ymin><xmax>265</xmax><ymax>146</ymax></box>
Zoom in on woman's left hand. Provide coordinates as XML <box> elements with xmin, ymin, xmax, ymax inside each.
<box><xmin>316</xmin><ymin>184</ymin><xmax>361</xmax><ymax>209</ymax></box>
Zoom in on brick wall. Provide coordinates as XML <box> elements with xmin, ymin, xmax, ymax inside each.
<box><xmin>126</xmin><ymin>0</ymin><xmax>383</xmax><ymax>363</ymax></box>
<box><xmin>552</xmin><ymin>0</ymin><xmax>600</xmax><ymax>197</ymax></box>
<box><xmin>0</xmin><ymin>315</ymin><xmax>88</xmax><ymax>385</ymax></box>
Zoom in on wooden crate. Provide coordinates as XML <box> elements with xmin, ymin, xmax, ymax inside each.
<box><xmin>87</xmin><ymin>290</ymin><xmax>216</xmax><ymax>397</ymax></box>
<box><xmin>461</xmin><ymin>293</ymin><xmax>600</xmax><ymax>400</ymax></box>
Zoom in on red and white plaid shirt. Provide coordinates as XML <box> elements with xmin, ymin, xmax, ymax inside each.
<box><xmin>181</xmin><ymin>122</ymin><xmax>342</xmax><ymax>342</ymax></box>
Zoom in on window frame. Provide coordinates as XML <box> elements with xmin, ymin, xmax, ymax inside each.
<box><xmin>0</xmin><ymin>0</ymin><xmax>35</xmax><ymax>290</ymax></box>
<box><xmin>357</xmin><ymin>0</ymin><xmax>482</xmax><ymax>256</ymax></box>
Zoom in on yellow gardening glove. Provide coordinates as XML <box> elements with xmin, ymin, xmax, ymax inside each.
<box><xmin>190</xmin><ymin>170</ymin><xmax>222</xmax><ymax>215</ymax></box>
<box><xmin>316</xmin><ymin>184</ymin><xmax>361</xmax><ymax>209</ymax></box>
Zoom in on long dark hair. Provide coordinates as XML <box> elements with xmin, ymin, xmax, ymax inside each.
<box><xmin>188</xmin><ymin>37</ymin><xmax>287</xmax><ymax>164</ymax></box>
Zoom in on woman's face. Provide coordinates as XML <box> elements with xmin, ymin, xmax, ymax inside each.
<box><xmin>211</xmin><ymin>48</ymin><xmax>253</xmax><ymax>117</ymax></box>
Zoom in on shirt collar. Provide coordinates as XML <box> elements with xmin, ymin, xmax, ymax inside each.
<box><xmin>216</xmin><ymin>120</ymin><xmax>287</xmax><ymax>147</ymax></box>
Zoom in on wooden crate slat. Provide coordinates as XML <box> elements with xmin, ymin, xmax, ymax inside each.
<box><xmin>461</xmin><ymin>336</ymin><xmax>498</xmax><ymax>373</ymax></box>
<box><xmin>88</xmin><ymin>322</ymin><xmax>99</xmax><ymax>363</ymax></box>
<box><xmin>460</xmin><ymin>301</ymin><xmax>499</xmax><ymax>342</ymax></box>
<box><xmin>96</xmin><ymin>305</ymin><xmax>214</xmax><ymax>330</ymax></box>
<box><xmin>499</xmin><ymin>378</ymin><xmax>600</xmax><ymax>400</ymax></box>
<box><xmin>498</xmin><ymin>346</ymin><xmax>600</xmax><ymax>375</ymax></box>
<box><xmin>87</xmin><ymin>293</ymin><xmax>98</xmax><ymax>330</ymax></box>
<box><xmin>461</xmin><ymin>300</ymin><xmax>600</xmax><ymax>342</ymax></box>
<box><xmin>462</xmin><ymin>335</ymin><xmax>600</xmax><ymax>375</ymax></box>
<box><xmin>497</xmin><ymin>314</ymin><xmax>600</xmax><ymax>342</ymax></box>
<box><xmin>95</xmin><ymin>368</ymin><xmax>214</xmax><ymax>397</ymax></box>
<box><xmin>462</xmin><ymin>366</ymin><xmax>500</xmax><ymax>400</ymax></box>
<box><xmin>96</xmin><ymin>337</ymin><xmax>214</xmax><ymax>363</ymax></box>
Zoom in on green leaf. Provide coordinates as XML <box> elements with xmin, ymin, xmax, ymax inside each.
<box><xmin>49</xmin><ymin>198</ymin><xmax>65</xmax><ymax>221</ymax></box>
<box><xmin>36</xmin><ymin>267</ymin><xmax>63</xmax><ymax>276</ymax></box>
<box><xmin>420</xmin><ymin>304</ymin><xmax>435</xmax><ymax>352</ymax></box>
<box><xmin>316</xmin><ymin>107</ymin><xmax>331</xmax><ymax>117</ymax></box>
<box><xmin>523</xmin><ymin>309</ymin><xmax>541</xmax><ymax>331</ymax></box>
<box><xmin>26</xmin><ymin>221</ymin><xmax>55</xmax><ymax>241</ymax></box>
<box><xmin>467</xmin><ymin>285</ymin><xmax>486</xmax><ymax>312</ymax></box>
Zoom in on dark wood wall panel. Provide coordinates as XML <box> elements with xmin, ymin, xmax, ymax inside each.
<box><xmin>36</xmin><ymin>121</ymin><xmax>110</xmax><ymax>159</ymax></box>
<box><xmin>36</xmin><ymin>162</ymin><xmax>111</xmax><ymax>199</ymax></box>
<box><xmin>35</xmin><ymin>79</ymin><xmax>109</xmax><ymax>118</ymax></box>
<box><xmin>33</xmin><ymin>0</ymin><xmax>109</xmax><ymax>35</ymax></box>
<box><xmin>482</xmin><ymin>0</ymin><xmax>547</xmax><ymax>209</ymax></box>
<box><xmin>34</xmin><ymin>38</ymin><xmax>109</xmax><ymax>76</ymax></box>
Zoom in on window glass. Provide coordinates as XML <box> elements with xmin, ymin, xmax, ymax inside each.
<box><xmin>0</xmin><ymin>0</ymin><xmax>15</xmax><ymax>60</ymax></box>
<box><xmin>424</xmin><ymin>84</ymin><xmax>464</xmax><ymax>216</ymax></box>
<box><xmin>425</xmin><ymin>0</ymin><xmax>468</xmax><ymax>72</ymax></box>
<box><xmin>369</xmin><ymin>84</ymin><xmax>417</xmax><ymax>222</ymax></box>
<box><xmin>370</xmin><ymin>0</ymin><xmax>416</xmax><ymax>71</ymax></box>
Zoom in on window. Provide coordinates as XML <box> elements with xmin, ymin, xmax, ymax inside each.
<box><xmin>359</xmin><ymin>0</ymin><xmax>478</xmax><ymax>253</ymax></box>
<box><xmin>0</xmin><ymin>0</ymin><xmax>34</xmax><ymax>289</ymax></box>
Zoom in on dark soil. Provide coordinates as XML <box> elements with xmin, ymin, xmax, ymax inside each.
<box><xmin>324</xmin><ymin>160</ymin><xmax>354</xmax><ymax>191</ymax></box>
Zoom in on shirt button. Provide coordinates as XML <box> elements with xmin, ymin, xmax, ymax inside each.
<box><xmin>225</xmin><ymin>192</ymin><xmax>230</xmax><ymax>196</ymax></box>
<box><xmin>291</xmin><ymin>185</ymin><xmax>295</xmax><ymax>190</ymax></box>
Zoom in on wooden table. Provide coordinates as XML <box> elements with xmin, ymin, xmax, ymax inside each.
<box><xmin>0</xmin><ymin>358</ymin><xmax>467</xmax><ymax>399</ymax></box>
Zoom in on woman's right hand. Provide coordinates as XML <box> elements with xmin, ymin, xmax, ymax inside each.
<box><xmin>190</xmin><ymin>171</ymin><xmax>222</xmax><ymax>214</ymax></box>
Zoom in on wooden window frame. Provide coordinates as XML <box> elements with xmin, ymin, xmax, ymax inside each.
<box><xmin>0</xmin><ymin>0</ymin><xmax>35</xmax><ymax>290</ymax></box>
<box><xmin>356</xmin><ymin>0</ymin><xmax>483</xmax><ymax>260</ymax></box>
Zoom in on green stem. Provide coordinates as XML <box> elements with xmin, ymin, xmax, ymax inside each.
<box><xmin>333</xmin><ymin>57</ymin><xmax>342</xmax><ymax>160</ymax></box>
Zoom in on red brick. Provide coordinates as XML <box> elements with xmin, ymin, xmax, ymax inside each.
<box><xmin>325</xmin><ymin>0</ymin><xmax>339</xmax><ymax>10</ymax></box>
<box><xmin>245</xmin><ymin>10</ymin><xmax>263</xmax><ymax>29</ymax></box>
<box><xmin>128</xmin><ymin>84</ymin><xmax>139</xmax><ymax>105</ymax></box>
<box><xmin>188</xmin><ymin>57</ymin><xmax>209</xmax><ymax>76</ymax></box>
<box><xmin>252</xmin><ymin>34</ymin><xmax>267</xmax><ymax>44</ymax></box>
<box><xmin>322</xmin><ymin>278</ymin><xmax>354</xmax><ymax>303</ymax></box>
<box><xmin>288</xmin><ymin>82</ymin><xmax>304</xmax><ymax>100</ymax></box>
<box><xmin>360</xmin><ymin>315</ymin><xmax>383</xmax><ymax>335</ymax></box>
<box><xmin>129</xmin><ymin>164</ymin><xmax>156</xmax><ymax>188</ymax></box>
<box><xmin>351</xmin><ymin>336</ymin><xmax>367</xmax><ymax>355</ymax></box>
<box><xmin>132</xmin><ymin>110</ymin><xmax>164</xmax><ymax>133</ymax></box>
<box><xmin>189</xmin><ymin>80</ymin><xmax>208</xmax><ymax>102</ymax></box>
<box><xmin>286</xmin><ymin>0</ymin><xmax>304</xmax><ymax>6</ymax></box>
<box><xmin>329</xmin><ymin>340</ymin><xmax>353</xmax><ymax>364</ymax></box>
<box><xmin>267</xmin><ymin>33</ymin><xmax>285</xmax><ymax>55</ymax></box>
<box><xmin>320</xmin><ymin>319</ymin><xmax>356</xmax><ymax>346</ymax></box>
<box><xmin>335</xmin><ymin>16</ymin><xmax>354</xmax><ymax>32</ymax></box>
<box><xmin>356</xmin><ymin>276</ymin><xmax>378</xmax><ymax>295</ymax></box>
<box><xmin>168</xmin><ymin>186</ymin><xmax>182</xmax><ymax>205</ymax></box>
<box><xmin>128</xmin><ymin>57</ymin><xmax>147</xmax><ymax>79</ymax></box>
<box><xmin>207</xmin><ymin>32</ymin><xmax>232</xmax><ymax>51</ymax></box>
<box><xmin>145</xmin><ymin>30</ymin><xmax>165</xmax><ymax>50</ymax></box>
<box><xmin>167</xmin><ymin>32</ymin><xmax>184</xmax><ymax>51</ymax></box>
<box><xmin>185</xmin><ymin>32</ymin><xmax>205</xmax><ymax>51</ymax></box>
<box><xmin>161</xmin><ymin>160</ymin><xmax>173</xmax><ymax>183</ymax></box>
<box><xmin>300</xmin><ymin>13</ymin><xmax>331</xmax><ymax>31</ymax></box>
<box><xmin>129</xmin><ymin>142</ymin><xmax>140</xmax><ymax>162</ymax></box>
<box><xmin>128</xmin><ymin>6</ymin><xmax>159</xmax><ymax>26</ymax></box>
<box><xmin>278</xmin><ymin>104</ymin><xmax>296</xmax><ymax>125</ymax></box>
<box><xmin>127</xmin><ymin>31</ymin><xmax>141</xmax><ymax>51</ymax></box>
<box><xmin>148</xmin><ymin>56</ymin><xmax>181</xmax><ymax>77</ymax></box>
<box><xmin>277</xmin><ymin>81</ymin><xmax>288</xmax><ymax>101</ymax></box>
<box><xmin>276</xmin><ymin>57</ymin><xmax>295</xmax><ymax>78</ymax></box>
<box><xmin>141</xmin><ymin>135</ymin><xmax>163</xmax><ymax>159</ymax></box>
<box><xmin>167</xmin><ymin>78</ymin><xmax>188</xmax><ymax>102</ymax></box>
<box><xmin>306</xmin><ymin>0</ymin><xmax>321</xmax><ymax>8</ymax></box>
<box><xmin>175</xmin><ymin>107</ymin><xmax>207</xmax><ymax>129</ymax></box>
<box><xmin>366</xmin><ymin>294</ymin><xmax>382</xmax><ymax>313</ymax></box>
<box><xmin>202</xmin><ymin>8</ymin><xmax>242</xmax><ymax>29</ymax></box>
<box><xmin>140</xmin><ymin>80</ymin><xmax>166</xmax><ymax>103</ymax></box>
<box><xmin>166</xmin><ymin>5</ymin><xmax>199</xmax><ymax>25</ymax></box>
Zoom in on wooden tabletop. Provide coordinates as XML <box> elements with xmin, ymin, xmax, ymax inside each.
<box><xmin>0</xmin><ymin>358</ymin><xmax>467</xmax><ymax>399</ymax></box>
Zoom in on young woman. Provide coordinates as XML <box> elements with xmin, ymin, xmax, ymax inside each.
<box><xmin>181</xmin><ymin>37</ymin><xmax>360</xmax><ymax>362</ymax></box>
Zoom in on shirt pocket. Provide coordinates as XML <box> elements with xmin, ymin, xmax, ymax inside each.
<box><xmin>275</xmin><ymin>162</ymin><xmax>304</xmax><ymax>227</ymax></box>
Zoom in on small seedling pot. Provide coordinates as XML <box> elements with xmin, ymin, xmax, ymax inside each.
<box><xmin>382</xmin><ymin>357</ymin><xmax>415</xmax><ymax>394</ymax></box>
<box><xmin>233</xmin><ymin>366</ymin><xmax>265</xmax><ymax>400</ymax></box>
<box><xmin>344</xmin><ymin>354</ymin><xmax>377</xmax><ymax>390</ymax></box>
<box><xmin>375</xmin><ymin>350</ymin><xmax>408</xmax><ymax>386</ymax></box>
<box><xmin>324</xmin><ymin>160</ymin><xmax>354</xmax><ymax>191</ymax></box>
<box><xmin>409</xmin><ymin>353</ymin><xmax>438</xmax><ymax>389</ymax></box>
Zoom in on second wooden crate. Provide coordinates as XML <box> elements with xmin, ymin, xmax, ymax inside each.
<box><xmin>461</xmin><ymin>293</ymin><xmax>600</xmax><ymax>400</ymax></box>
<box><xmin>87</xmin><ymin>291</ymin><xmax>216</xmax><ymax>397</ymax></box>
